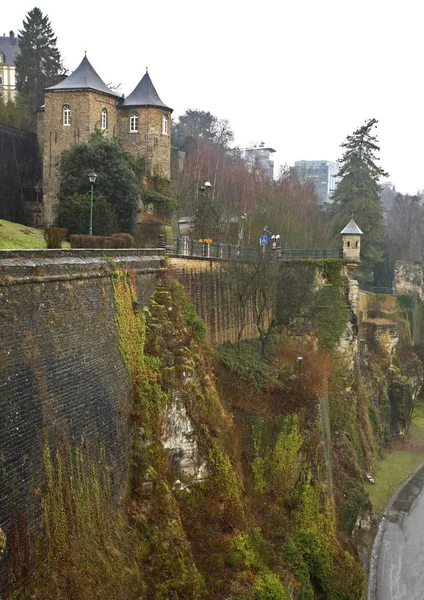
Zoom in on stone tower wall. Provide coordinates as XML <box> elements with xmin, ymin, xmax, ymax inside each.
<box><xmin>117</xmin><ymin>106</ymin><xmax>171</xmax><ymax>178</ymax></box>
<box><xmin>342</xmin><ymin>234</ymin><xmax>361</xmax><ymax>263</ymax></box>
<box><xmin>41</xmin><ymin>90</ymin><xmax>118</xmax><ymax>223</ymax></box>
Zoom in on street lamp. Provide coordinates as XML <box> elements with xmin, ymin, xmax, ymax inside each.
<box><xmin>238</xmin><ymin>212</ymin><xmax>247</xmax><ymax>250</ymax></box>
<box><xmin>88</xmin><ymin>171</ymin><xmax>97</xmax><ymax>236</ymax></box>
<box><xmin>271</xmin><ymin>234</ymin><xmax>280</xmax><ymax>251</ymax></box>
<box><xmin>198</xmin><ymin>181</ymin><xmax>212</xmax><ymax>242</ymax></box>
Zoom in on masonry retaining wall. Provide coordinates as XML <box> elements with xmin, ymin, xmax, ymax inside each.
<box><xmin>168</xmin><ymin>257</ymin><xmax>259</xmax><ymax>345</ymax></box>
<box><xmin>0</xmin><ymin>249</ymin><xmax>163</xmax><ymax>590</ymax></box>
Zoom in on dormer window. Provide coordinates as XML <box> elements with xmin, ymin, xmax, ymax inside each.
<box><xmin>162</xmin><ymin>114</ymin><xmax>168</xmax><ymax>135</ymax></box>
<box><xmin>63</xmin><ymin>104</ymin><xmax>71</xmax><ymax>126</ymax></box>
<box><xmin>0</xmin><ymin>52</ymin><xmax>4</xmax><ymax>64</ymax></box>
<box><xmin>130</xmin><ymin>111</ymin><xmax>138</xmax><ymax>132</ymax></box>
<box><xmin>101</xmin><ymin>107</ymin><xmax>107</xmax><ymax>130</ymax></box>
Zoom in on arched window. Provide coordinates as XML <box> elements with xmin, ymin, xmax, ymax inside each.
<box><xmin>101</xmin><ymin>107</ymin><xmax>107</xmax><ymax>130</ymax></box>
<box><xmin>162</xmin><ymin>114</ymin><xmax>168</xmax><ymax>135</ymax></box>
<box><xmin>347</xmin><ymin>240</ymin><xmax>350</xmax><ymax>248</ymax></box>
<box><xmin>63</xmin><ymin>104</ymin><xmax>71</xmax><ymax>126</ymax></box>
<box><xmin>130</xmin><ymin>111</ymin><xmax>138</xmax><ymax>132</ymax></box>
<box><xmin>356</xmin><ymin>241</ymin><xmax>359</xmax><ymax>248</ymax></box>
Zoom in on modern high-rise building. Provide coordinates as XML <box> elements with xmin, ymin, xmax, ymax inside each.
<box><xmin>294</xmin><ymin>160</ymin><xmax>339</xmax><ymax>205</ymax></box>
<box><xmin>0</xmin><ymin>31</ymin><xmax>19</xmax><ymax>103</ymax></box>
<box><xmin>245</xmin><ymin>141</ymin><xmax>276</xmax><ymax>180</ymax></box>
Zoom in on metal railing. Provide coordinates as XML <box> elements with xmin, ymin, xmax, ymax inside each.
<box><xmin>358</xmin><ymin>283</ymin><xmax>394</xmax><ymax>295</ymax></box>
<box><xmin>165</xmin><ymin>238</ymin><xmax>343</xmax><ymax>261</ymax></box>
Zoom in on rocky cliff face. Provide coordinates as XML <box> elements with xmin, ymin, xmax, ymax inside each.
<box><xmin>393</xmin><ymin>261</ymin><xmax>424</xmax><ymax>299</ymax></box>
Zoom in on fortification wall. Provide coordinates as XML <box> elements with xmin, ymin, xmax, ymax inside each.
<box><xmin>0</xmin><ymin>249</ymin><xmax>163</xmax><ymax>589</ymax></box>
<box><xmin>168</xmin><ymin>257</ymin><xmax>259</xmax><ymax>345</ymax></box>
<box><xmin>0</xmin><ymin>123</ymin><xmax>41</xmax><ymax>223</ymax></box>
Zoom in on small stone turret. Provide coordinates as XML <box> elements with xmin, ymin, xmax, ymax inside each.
<box><xmin>340</xmin><ymin>218</ymin><xmax>363</xmax><ymax>263</ymax></box>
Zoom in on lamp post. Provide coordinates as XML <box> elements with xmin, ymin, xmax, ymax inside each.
<box><xmin>238</xmin><ymin>212</ymin><xmax>247</xmax><ymax>250</ymax></box>
<box><xmin>271</xmin><ymin>234</ymin><xmax>280</xmax><ymax>251</ymax></box>
<box><xmin>88</xmin><ymin>171</ymin><xmax>97</xmax><ymax>236</ymax></box>
<box><xmin>198</xmin><ymin>181</ymin><xmax>212</xmax><ymax>241</ymax></box>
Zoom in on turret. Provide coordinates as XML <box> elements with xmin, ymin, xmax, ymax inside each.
<box><xmin>117</xmin><ymin>69</ymin><xmax>173</xmax><ymax>178</ymax></box>
<box><xmin>41</xmin><ymin>55</ymin><xmax>119</xmax><ymax>224</ymax></box>
<box><xmin>340</xmin><ymin>218</ymin><xmax>363</xmax><ymax>262</ymax></box>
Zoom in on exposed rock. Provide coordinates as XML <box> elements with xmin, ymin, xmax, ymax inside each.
<box><xmin>393</xmin><ymin>261</ymin><xmax>424</xmax><ymax>299</ymax></box>
<box><xmin>0</xmin><ymin>527</ymin><xmax>5</xmax><ymax>559</ymax></box>
<box><xmin>162</xmin><ymin>393</ymin><xmax>208</xmax><ymax>484</ymax></box>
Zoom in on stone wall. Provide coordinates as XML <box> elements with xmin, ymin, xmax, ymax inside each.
<box><xmin>117</xmin><ymin>106</ymin><xmax>171</xmax><ymax>178</ymax></box>
<box><xmin>0</xmin><ymin>123</ymin><xmax>41</xmax><ymax>223</ymax></box>
<box><xmin>0</xmin><ymin>249</ymin><xmax>162</xmax><ymax>590</ymax></box>
<box><xmin>169</xmin><ymin>258</ymin><xmax>260</xmax><ymax>345</ymax></box>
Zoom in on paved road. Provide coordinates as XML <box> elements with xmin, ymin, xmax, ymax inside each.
<box><xmin>371</xmin><ymin>463</ymin><xmax>424</xmax><ymax>599</ymax></box>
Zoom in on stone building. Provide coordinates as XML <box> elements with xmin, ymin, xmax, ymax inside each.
<box><xmin>37</xmin><ymin>54</ymin><xmax>172</xmax><ymax>224</ymax></box>
<box><xmin>0</xmin><ymin>31</ymin><xmax>19</xmax><ymax>103</ymax></box>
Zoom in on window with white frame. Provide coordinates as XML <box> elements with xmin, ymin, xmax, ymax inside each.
<box><xmin>130</xmin><ymin>111</ymin><xmax>138</xmax><ymax>132</ymax></box>
<box><xmin>63</xmin><ymin>104</ymin><xmax>71</xmax><ymax>126</ymax></box>
<box><xmin>101</xmin><ymin>107</ymin><xmax>107</xmax><ymax>130</ymax></box>
<box><xmin>162</xmin><ymin>114</ymin><xmax>168</xmax><ymax>135</ymax></box>
<box><xmin>0</xmin><ymin>53</ymin><xmax>4</xmax><ymax>64</ymax></box>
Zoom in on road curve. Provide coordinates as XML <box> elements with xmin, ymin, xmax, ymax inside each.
<box><xmin>368</xmin><ymin>462</ymin><xmax>424</xmax><ymax>600</ymax></box>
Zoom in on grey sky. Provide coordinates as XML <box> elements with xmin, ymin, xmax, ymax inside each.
<box><xmin>5</xmin><ymin>0</ymin><xmax>423</xmax><ymax>193</ymax></box>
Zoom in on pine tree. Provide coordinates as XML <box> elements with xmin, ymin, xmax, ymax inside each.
<box><xmin>332</xmin><ymin>118</ymin><xmax>388</xmax><ymax>282</ymax></box>
<box><xmin>15</xmin><ymin>7</ymin><xmax>63</xmax><ymax>112</ymax></box>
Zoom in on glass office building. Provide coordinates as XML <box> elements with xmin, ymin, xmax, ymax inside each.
<box><xmin>294</xmin><ymin>160</ymin><xmax>339</xmax><ymax>205</ymax></box>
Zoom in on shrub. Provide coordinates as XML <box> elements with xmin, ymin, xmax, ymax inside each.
<box><xmin>44</xmin><ymin>227</ymin><xmax>67</xmax><ymax>249</ymax></box>
<box><xmin>112</xmin><ymin>233</ymin><xmax>135</xmax><ymax>248</ymax></box>
<box><xmin>254</xmin><ymin>571</ymin><xmax>290</xmax><ymax>600</ymax></box>
<box><xmin>70</xmin><ymin>235</ymin><xmax>129</xmax><ymax>248</ymax></box>
<box><xmin>58</xmin><ymin>193</ymin><xmax>119</xmax><ymax>236</ymax></box>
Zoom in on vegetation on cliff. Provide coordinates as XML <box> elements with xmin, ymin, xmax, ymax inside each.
<box><xmin>9</xmin><ymin>261</ymin><xmax>424</xmax><ymax>599</ymax></box>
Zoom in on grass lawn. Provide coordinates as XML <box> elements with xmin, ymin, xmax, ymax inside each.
<box><xmin>368</xmin><ymin>400</ymin><xmax>424</xmax><ymax>513</ymax></box>
<box><xmin>0</xmin><ymin>219</ymin><xmax>47</xmax><ymax>249</ymax></box>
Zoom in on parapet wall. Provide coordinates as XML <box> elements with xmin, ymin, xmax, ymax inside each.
<box><xmin>0</xmin><ymin>249</ymin><xmax>163</xmax><ymax>590</ymax></box>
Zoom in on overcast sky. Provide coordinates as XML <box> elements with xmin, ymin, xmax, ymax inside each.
<box><xmin>4</xmin><ymin>0</ymin><xmax>423</xmax><ymax>193</ymax></box>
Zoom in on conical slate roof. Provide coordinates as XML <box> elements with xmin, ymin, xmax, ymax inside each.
<box><xmin>45</xmin><ymin>55</ymin><xmax>119</xmax><ymax>97</ymax></box>
<box><xmin>340</xmin><ymin>219</ymin><xmax>363</xmax><ymax>235</ymax></box>
<box><xmin>121</xmin><ymin>70</ymin><xmax>172</xmax><ymax>110</ymax></box>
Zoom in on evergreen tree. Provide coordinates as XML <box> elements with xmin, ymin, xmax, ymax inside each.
<box><xmin>15</xmin><ymin>7</ymin><xmax>63</xmax><ymax>111</ymax></box>
<box><xmin>332</xmin><ymin>118</ymin><xmax>388</xmax><ymax>282</ymax></box>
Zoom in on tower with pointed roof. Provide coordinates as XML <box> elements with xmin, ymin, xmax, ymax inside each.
<box><xmin>340</xmin><ymin>218</ymin><xmax>363</xmax><ymax>263</ymax></box>
<box><xmin>37</xmin><ymin>55</ymin><xmax>172</xmax><ymax>225</ymax></box>
<box><xmin>117</xmin><ymin>69</ymin><xmax>172</xmax><ymax>180</ymax></box>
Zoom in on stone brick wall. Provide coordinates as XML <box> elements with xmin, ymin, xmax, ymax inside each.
<box><xmin>117</xmin><ymin>106</ymin><xmax>171</xmax><ymax>178</ymax></box>
<box><xmin>41</xmin><ymin>90</ymin><xmax>118</xmax><ymax>224</ymax></box>
<box><xmin>168</xmin><ymin>258</ymin><xmax>259</xmax><ymax>345</ymax></box>
<box><xmin>0</xmin><ymin>249</ymin><xmax>162</xmax><ymax>591</ymax></box>
<box><xmin>0</xmin><ymin>123</ymin><xmax>40</xmax><ymax>223</ymax></box>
